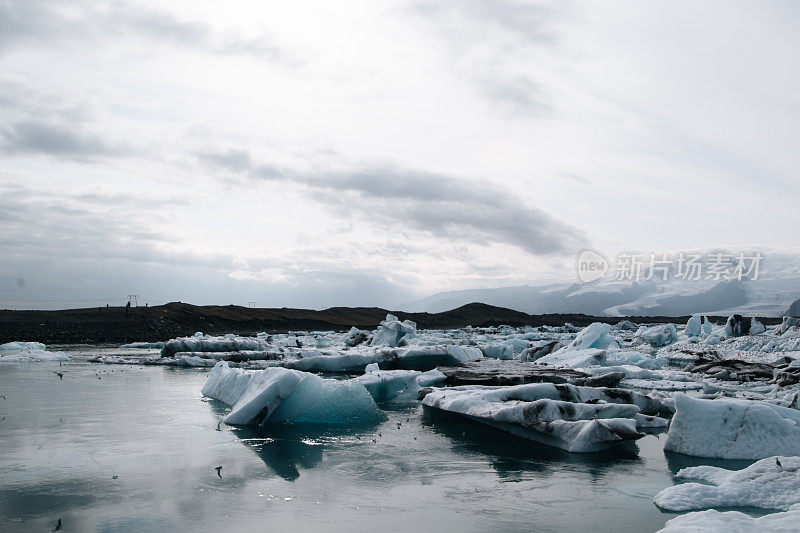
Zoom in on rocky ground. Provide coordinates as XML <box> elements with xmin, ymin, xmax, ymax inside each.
<box><xmin>0</xmin><ymin>301</ymin><xmax>755</xmax><ymax>344</ymax></box>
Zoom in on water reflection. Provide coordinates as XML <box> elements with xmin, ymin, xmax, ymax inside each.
<box><xmin>663</xmin><ymin>450</ymin><xmax>756</xmax><ymax>475</ymax></box>
<box><xmin>208</xmin><ymin>400</ymin><xmax>381</xmax><ymax>481</ymax></box>
<box><xmin>0</xmin><ymin>480</ymin><xmax>101</xmax><ymax>520</ymax></box>
<box><xmin>420</xmin><ymin>407</ymin><xmax>643</xmax><ymax>482</ymax></box>
<box><xmin>228</xmin><ymin>426</ymin><xmax>325</xmax><ymax>481</ymax></box>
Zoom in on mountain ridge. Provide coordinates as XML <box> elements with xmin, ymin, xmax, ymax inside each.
<box><xmin>0</xmin><ymin>300</ymin><xmax>783</xmax><ymax>344</ymax></box>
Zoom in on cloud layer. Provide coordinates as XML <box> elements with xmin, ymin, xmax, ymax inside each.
<box><xmin>1</xmin><ymin>0</ymin><xmax>799</xmax><ymax>309</ymax></box>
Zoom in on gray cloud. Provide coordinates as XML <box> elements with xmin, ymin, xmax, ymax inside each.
<box><xmin>195</xmin><ymin>149</ymin><xmax>252</xmax><ymax>173</ymax></box>
<box><xmin>0</xmin><ymin>181</ymin><xmax>410</xmax><ymax>309</ymax></box>
<box><xmin>0</xmin><ymin>181</ymin><xmax>408</xmax><ymax>309</ymax></box>
<box><xmin>409</xmin><ymin>0</ymin><xmax>558</xmax><ymax>115</ymax></box>
<box><xmin>412</xmin><ymin>0</ymin><xmax>556</xmax><ymax>43</ymax></box>
<box><xmin>0</xmin><ymin>1</ymin><xmax>287</xmax><ymax>62</ymax></box>
<box><xmin>1</xmin><ymin>119</ymin><xmax>117</xmax><ymax>159</ymax></box>
<box><xmin>199</xmin><ymin>151</ymin><xmax>585</xmax><ymax>255</ymax></box>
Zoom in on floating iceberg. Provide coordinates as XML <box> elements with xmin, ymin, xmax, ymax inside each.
<box><xmin>520</xmin><ymin>340</ymin><xmax>562</xmax><ymax>362</ymax></box>
<box><xmin>161</xmin><ymin>335</ymin><xmax>271</xmax><ymax>357</ymax></box>
<box><xmin>685</xmin><ymin>315</ymin><xmax>713</xmax><ymax>337</ymax></box>
<box><xmin>634</xmin><ymin>323</ymin><xmax>678</xmax><ymax>347</ymax></box>
<box><xmin>0</xmin><ymin>341</ymin><xmax>70</xmax><ymax>362</ymax></box>
<box><xmin>775</xmin><ymin>316</ymin><xmax>800</xmax><ymax>336</ymax></box>
<box><xmin>1</xmin><ymin>341</ymin><xmax>46</xmax><ymax>351</ymax></box>
<box><xmin>201</xmin><ymin>361</ymin><xmax>385</xmax><ymax>425</ymax></box>
<box><xmin>750</xmin><ymin>317</ymin><xmax>766</xmax><ymax>335</ymax></box>
<box><xmin>343</xmin><ymin>326</ymin><xmax>369</xmax><ymax>347</ymax></box>
<box><xmin>657</xmin><ymin>507</ymin><xmax>800</xmax><ymax>533</ymax></box>
<box><xmin>563</xmin><ymin>322</ymin><xmax>618</xmax><ymax>351</ymax></box>
<box><xmin>369</xmin><ymin>314</ymin><xmax>416</xmax><ymax>347</ymax></box>
<box><xmin>172</xmin><ymin>350</ymin><xmax>283</xmax><ymax>361</ymax></box>
<box><xmin>437</xmin><ymin>359</ymin><xmax>601</xmax><ymax>387</ymax></box>
<box><xmin>654</xmin><ymin>456</ymin><xmax>800</xmax><ymax>511</ymax></box>
<box><xmin>175</xmin><ymin>355</ymin><xmax>218</xmax><ymax>367</ymax></box>
<box><xmin>482</xmin><ymin>338</ymin><xmax>531</xmax><ymax>360</ymax></box>
<box><xmin>725</xmin><ymin>314</ymin><xmax>753</xmax><ymax>337</ymax></box>
<box><xmin>391</xmin><ymin>345</ymin><xmax>481</xmax><ymax>370</ymax></box>
<box><xmin>664</xmin><ymin>395</ymin><xmax>800</xmax><ymax>459</ymax></box>
<box><xmin>120</xmin><ymin>341</ymin><xmax>165</xmax><ymax>349</ymax></box>
<box><xmin>535</xmin><ymin>348</ymin><xmax>606</xmax><ymax>368</ymax></box>
<box><xmin>281</xmin><ymin>351</ymin><xmax>384</xmax><ymax>373</ymax></box>
<box><xmin>421</xmin><ymin>383</ymin><xmax>666</xmax><ymax>452</ymax></box>
<box><xmin>356</xmin><ymin>368</ymin><xmax>445</xmax><ymax>402</ymax></box>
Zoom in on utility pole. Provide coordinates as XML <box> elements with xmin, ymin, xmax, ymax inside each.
<box><xmin>248</xmin><ymin>301</ymin><xmax>256</xmax><ymax>308</ymax></box>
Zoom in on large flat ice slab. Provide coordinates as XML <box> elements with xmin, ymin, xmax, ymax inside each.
<box><xmin>664</xmin><ymin>395</ymin><xmax>800</xmax><ymax>459</ymax></box>
<box><xmin>162</xmin><ymin>334</ymin><xmax>272</xmax><ymax>357</ymax></box>
<box><xmin>421</xmin><ymin>383</ymin><xmax>660</xmax><ymax>452</ymax></box>
<box><xmin>657</xmin><ymin>507</ymin><xmax>800</xmax><ymax>533</ymax></box>
<box><xmin>654</xmin><ymin>456</ymin><xmax>800</xmax><ymax>511</ymax></box>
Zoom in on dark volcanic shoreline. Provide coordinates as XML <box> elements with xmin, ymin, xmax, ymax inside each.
<box><xmin>0</xmin><ymin>301</ymin><xmax>782</xmax><ymax>344</ymax></box>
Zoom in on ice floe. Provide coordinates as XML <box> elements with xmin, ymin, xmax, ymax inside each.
<box><xmin>634</xmin><ymin>323</ymin><xmax>678</xmax><ymax>347</ymax></box>
<box><xmin>161</xmin><ymin>334</ymin><xmax>272</xmax><ymax>357</ymax></box>
<box><xmin>202</xmin><ymin>361</ymin><xmax>385</xmax><ymax>425</ymax></box>
<box><xmin>421</xmin><ymin>382</ymin><xmax>666</xmax><ymax>452</ymax></box>
<box><xmin>657</xmin><ymin>507</ymin><xmax>800</xmax><ymax>532</ymax></box>
<box><xmin>356</xmin><ymin>367</ymin><xmax>446</xmax><ymax>402</ymax></box>
<box><xmin>120</xmin><ymin>341</ymin><xmax>165</xmax><ymax>349</ymax></box>
<box><xmin>0</xmin><ymin>341</ymin><xmax>70</xmax><ymax>362</ymax></box>
<box><xmin>664</xmin><ymin>395</ymin><xmax>800</xmax><ymax>459</ymax></box>
<box><xmin>654</xmin><ymin>456</ymin><xmax>800</xmax><ymax>511</ymax></box>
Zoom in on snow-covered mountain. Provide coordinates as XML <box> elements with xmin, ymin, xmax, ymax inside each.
<box><xmin>401</xmin><ymin>264</ymin><xmax>800</xmax><ymax>317</ymax></box>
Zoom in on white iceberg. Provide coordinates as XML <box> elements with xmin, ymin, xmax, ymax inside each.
<box><xmin>657</xmin><ymin>507</ymin><xmax>800</xmax><ymax>533</ymax></box>
<box><xmin>391</xmin><ymin>345</ymin><xmax>480</xmax><ymax>370</ymax></box>
<box><xmin>520</xmin><ymin>340</ymin><xmax>563</xmax><ymax>362</ymax></box>
<box><xmin>634</xmin><ymin>324</ymin><xmax>678</xmax><ymax>347</ymax></box>
<box><xmin>161</xmin><ymin>335</ymin><xmax>272</xmax><ymax>357</ymax></box>
<box><xmin>280</xmin><ymin>351</ymin><xmax>383</xmax><ymax>372</ymax></box>
<box><xmin>685</xmin><ymin>315</ymin><xmax>712</xmax><ymax>337</ymax></box>
<box><xmin>173</xmin><ymin>350</ymin><xmax>283</xmax><ymax>361</ymax></box>
<box><xmin>750</xmin><ymin>317</ymin><xmax>766</xmax><ymax>335</ymax></box>
<box><xmin>369</xmin><ymin>314</ymin><xmax>417</xmax><ymax>347</ymax></box>
<box><xmin>421</xmin><ymin>382</ymin><xmax>665</xmax><ymax>452</ymax></box>
<box><xmin>664</xmin><ymin>395</ymin><xmax>800</xmax><ymax>459</ymax></box>
<box><xmin>343</xmin><ymin>326</ymin><xmax>369</xmax><ymax>347</ymax></box>
<box><xmin>120</xmin><ymin>341</ymin><xmax>165</xmax><ymax>349</ymax></box>
<box><xmin>1</xmin><ymin>341</ymin><xmax>47</xmax><ymax>351</ymax></box>
<box><xmin>0</xmin><ymin>341</ymin><xmax>70</xmax><ymax>362</ymax></box>
<box><xmin>654</xmin><ymin>456</ymin><xmax>800</xmax><ymax>511</ymax></box>
<box><xmin>356</xmin><ymin>368</ymin><xmax>445</xmax><ymax>402</ymax></box>
<box><xmin>201</xmin><ymin>361</ymin><xmax>385</xmax><ymax>425</ymax></box>
<box><xmin>564</xmin><ymin>322</ymin><xmax>619</xmax><ymax>351</ymax></box>
<box><xmin>535</xmin><ymin>348</ymin><xmax>606</xmax><ymax>368</ymax></box>
<box><xmin>482</xmin><ymin>338</ymin><xmax>530</xmax><ymax>359</ymax></box>
<box><xmin>775</xmin><ymin>317</ymin><xmax>800</xmax><ymax>336</ymax></box>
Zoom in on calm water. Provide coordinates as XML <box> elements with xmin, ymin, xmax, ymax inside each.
<box><xmin>0</xmin><ymin>348</ymin><xmax>753</xmax><ymax>532</ymax></box>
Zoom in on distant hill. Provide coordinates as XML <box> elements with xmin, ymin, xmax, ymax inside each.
<box><xmin>402</xmin><ymin>277</ymin><xmax>800</xmax><ymax>317</ymax></box>
<box><xmin>787</xmin><ymin>298</ymin><xmax>800</xmax><ymax>317</ymax></box>
<box><xmin>0</xmin><ymin>301</ymin><xmax>769</xmax><ymax>345</ymax></box>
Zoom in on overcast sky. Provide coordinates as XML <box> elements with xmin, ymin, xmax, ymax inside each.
<box><xmin>1</xmin><ymin>0</ymin><xmax>799</xmax><ymax>309</ymax></box>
